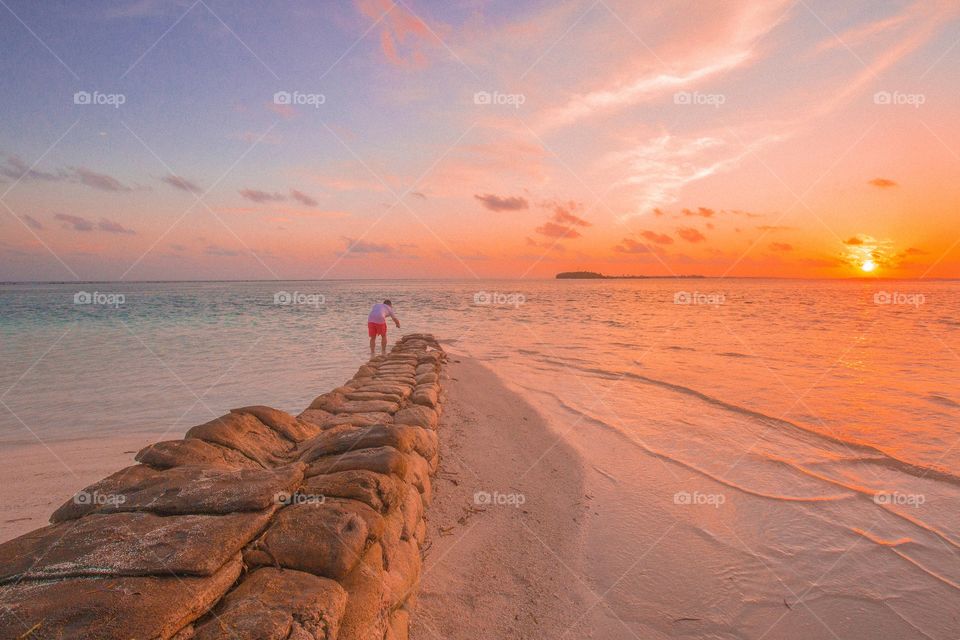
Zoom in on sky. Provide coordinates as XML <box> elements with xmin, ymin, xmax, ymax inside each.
<box><xmin>0</xmin><ymin>0</ymin><xmax>958</xmax><ymax>281</ymax></box>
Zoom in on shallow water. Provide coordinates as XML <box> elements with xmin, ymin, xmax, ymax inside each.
<box><xmin>2</xmin><ymin>278</ymin><xmax>958</xmax><ymax>638</ymax></box>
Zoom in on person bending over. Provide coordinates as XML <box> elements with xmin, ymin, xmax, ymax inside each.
<box><xmin>367</xmin><ymin>299</ymin><xmax>400</xmax><ymax>358</ymax></box>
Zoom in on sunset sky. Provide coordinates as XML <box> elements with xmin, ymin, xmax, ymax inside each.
<box><xmin>1</xmin><ymin>0</ymin><xmax>958</xmax><ymax>280</ymax></box>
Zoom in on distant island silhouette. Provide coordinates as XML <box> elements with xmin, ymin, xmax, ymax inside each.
<box><xmin>555</xmin><ymin>271</ymin><xmax>705</xmax><ymax>279</ymax></box>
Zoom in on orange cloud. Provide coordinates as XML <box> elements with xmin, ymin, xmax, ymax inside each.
<box><xmin>868</xmin><ymin>178</ymin><xmax>897</xmax><ymax>188</ymax></box>
<box><xmin>640</xmin><ymin>230</ymin><xmax>673</xmax><ymax>245</ymax></box>
<box><xmin>677</xmin><ymin>227</ymin><xmax>706</xmax><ymax>243</ymax></box>
<box><xmin>536</xmin><ymin>221</ymin><xmax>581</xmax><ymax>239</ymax></box>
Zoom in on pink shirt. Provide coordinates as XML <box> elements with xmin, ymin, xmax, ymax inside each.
<box><xmin>368</xmin><ymin>303</ymin><xmax>397</xmax><ymax>324</ymax></box>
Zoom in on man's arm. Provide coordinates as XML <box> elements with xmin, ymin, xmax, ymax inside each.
<box><xmin>389</xmin><ymin>308</ymin><xmax>400</xmax><ymax>328</ymax></box>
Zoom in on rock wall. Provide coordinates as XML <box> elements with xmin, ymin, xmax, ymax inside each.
<box><xmin>0</xmin><ymin>333</ymin><xmax>446</xmax><ymax>640</ymax></box>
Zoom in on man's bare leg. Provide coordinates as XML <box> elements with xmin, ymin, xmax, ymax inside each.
<box><xmin>370</xmin><ymin>335</ymin><xmax>376</xmax><ymax>359</ymax></box>
<box><xmin>380</xmin><ymin>334</ymin><xmax>387</xmax><ymax>355</ymax></box>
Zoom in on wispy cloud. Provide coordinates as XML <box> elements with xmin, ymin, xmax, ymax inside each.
<box><xmin>290</xmin><ymin>189</ymin><xmax>318</xmax><ymax>206</ymax></box>
<box><xmin>239</xmin><ymin>188</ymin><xmax>286</xmax><ymax>203</ymax></box>
<box><xmin>474</xmin><ymin>193</ymin><xmax>528</xmax><ymax>211</ymax></box>
<box><xmin>54</xmin><ymin>213</ymin><xmax>94</xmax><ymax>232</ymax></box>
<box><xmin>161</xmin><ymin>174</ymin><xmax>202</xmax><ymax>193</ymax></box>
<box><xmin>74</xmin><ymin>167</ymin><xmax>133</xmax><ymax>192</ymax></box>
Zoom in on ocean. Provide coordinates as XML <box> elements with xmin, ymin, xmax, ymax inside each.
<box><xmin>2</xmin><ymin>278</ymin><xmax>958</xmax><ymax>637</ymax></box>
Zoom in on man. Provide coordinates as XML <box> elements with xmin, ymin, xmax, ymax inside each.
<box><xmin>368</xmin><ymin>299</ymin><xmax>400</xmax><ymax>358</ymax></box>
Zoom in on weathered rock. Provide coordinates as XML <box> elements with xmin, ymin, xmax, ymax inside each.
<box><xmin>300</xmin><ymin>470</ymin><xmax>402</xmax><ymax>514</ymax></box>
<box><xmin>399</xmin><ymin>483</ymin><xmax>423</xmax><ymax>542</ymax></box>
<box><xmin>415</xmin><ymin>363</ymin><xmax>437</xmax><ymax>376</ymax></box>
<box><xmin>244</xmin><ymin>500</ymin><xmax>376</xmax><ymax>580</ymax></box>
<box><xmin>51</xmin><ymin>463</ymin><xmax>304</xmax><ymax>522</ymax></box>
<box><xmin>298</xmin><ymin>424</ymin><xmax>437</xmax><ymax>464</ymax></box>
<box><xmin>298</xmin><ymin>408</ymin><xmax>334</xmax><ymax>427</ymax></box>
<box><xmin>300</xmin><ymin>410</ymin><xmax>394</xmax><ymax>429</ymax></box>
<box><xmin>192</xmin><ymin>568</ymin><xmax>347</xmax><ymax>640</ymax></box>
<box><xmin>356</xmin><ymin>382</ymin><xmax>412</xmax><ymax>399</ymax></box>
<box><xmin>382</xmin><ymin>538</ymin><xmax>421</xmax><ymax>609</ymax></box>
<box><xmin>411</xmin><ymin>386</ymin><xmax>438</xmax><ymax>408</ymax></box>
<box><xmin>231</xmin><ymin>405</ymin><xmax>323</xmax><ymax>442</ymax></box>
<box><xmin>136</xmin><ymin>438</ymin><xmax>261</xmax><ymax>470</ymax></box>
<box><xmin>186</xmin><ymin>411</ymin><xmax>294</xmax><ymax>467</ymax></box>
<box><xmin>394</xmin><ymin>405</ymin><xmax>439</xmax><ymax>430</ymax></box>
<box><xmin>415</xmin><ymin>371</ymin><xmax>437</xmax><ymax>385</ymax></box>
<box><xmin>305</xmin><ymin>446</ymin><xmax>409</xmax><ymax>479</ymax></box>
<box><xmin>386</xmin><ymin>608</ymin><xmax>411</xmax><ymax>640</ymax></box>
<box><xmin>308</xmin><ymin>391</ymin><xmax>346</xmax><ymax>412</ymax></box>
<box><xmin>0</xmin><ymin>511</ymin><xmax>272</xmax><ymax>582</ymax></box>
<box><xmin>0</xmin><ymin>555</ymin><xmax>242</xmax><ymax>640</ymax></box>
<box><xmin>403</xmin><ymin>453</ymin><xmax>432</xmax><ymax>505</ymax></box>
<box><xmin>337</xmin><ymin>542</ymin><xmax>389</xmax><ymax>640</ymax></box>
<box><xmin>330</xmin><ymin>399</ymin><xmax>400</xmax><ymax>415</ymax></box>
<box><xmin>375</xmin><ymin>373</ymin><xmax>415</xmax><ymax>382</ymax></box>
<box><xmin>345</xmin><ymin>390</ymin><xmax>402</xmax><ymax>402</ymax></box>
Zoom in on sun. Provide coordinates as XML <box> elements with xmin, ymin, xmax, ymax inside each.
<box><xmin>861</xmin><ymin>259</ymin><xmax>877</xmax><ymax>273</ymax></box>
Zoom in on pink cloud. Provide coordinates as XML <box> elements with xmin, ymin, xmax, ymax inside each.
<box><xmin>355</xmin><ymin>0</ymin><xmax>437</xmax><ymax>68</ymax></box>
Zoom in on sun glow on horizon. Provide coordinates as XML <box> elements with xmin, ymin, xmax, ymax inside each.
<box><xmin>861</xmin><ymin>260</ymin><xmax>877</xmax><ymax>273</ymax></box>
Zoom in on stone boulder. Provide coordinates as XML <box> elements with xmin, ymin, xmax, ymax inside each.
<box><xmin>393</xmin><ymin>405</ymin><xmax>439</xmax><ymax>430</ymax></box>
<box><xmin>0</xmin><ymin>555</ymin><xmax>242</xmax><ymax>640</ymax></box>
<box><xmin>230</xmin><ymin>405</ymin><xmax>323</xmax><ymax>442</ymax></box>
<box><xmin>305</xmin><ymin>446</ymin><xmax>408</xmax><ymax>479</ymax></box>
<box><xmin>186</xmin><ymin>412</ymin><xmax>294</xmax><ymax>467</ymax></box>
<box><xmin>0</xmin><ymin>510</ymin><xmax>271</xmax><ymax>583</ymax></box>
<box><xmin>244</xmin><ymin>500</ymin><xmax>381</xmax><ymax>580</ymax></box>
<box><xmin>300</xmin><ymin>470</ymin><xmax>402</xmax><ymax>514</ymax></box>
<box><xmin>192</xmin><ymin>568</ymin><xmax>347</xmax><ymax>640</ymax></box>
<box><xmin>136</xmin><ymin>438</ymin><xmax>261</xmax><ymax>470</ymax></box>
<box><xmin>51</xmin><ymin>463</ymin><xmax>304</xmax><ymax>522</ymax></box>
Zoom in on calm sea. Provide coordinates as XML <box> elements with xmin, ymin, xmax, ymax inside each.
<box><xmin>2</xmin><ymin>278</ymin><xmax>959</xmax><ymax>637</ymax></box>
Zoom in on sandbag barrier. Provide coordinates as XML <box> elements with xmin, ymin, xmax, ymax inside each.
<box><xmin>0</xmin><ymin>333</ymin><xmax>446</xmax><ymax>640</ymax></box>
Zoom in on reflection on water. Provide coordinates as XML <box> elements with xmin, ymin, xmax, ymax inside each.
<box><xmin>2</xmin><ymin>278</ymin><xmax>958</xmax><ymax>638</ymax></box>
